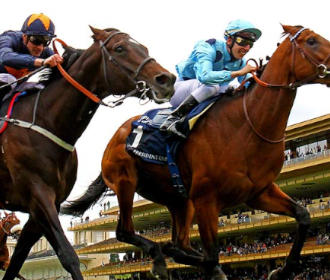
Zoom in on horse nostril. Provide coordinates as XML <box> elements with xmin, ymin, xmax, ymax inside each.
<box><xmin>155</xmin><ymin>73</ymin><xmax>176</xmax><ymax>87</ymax></box>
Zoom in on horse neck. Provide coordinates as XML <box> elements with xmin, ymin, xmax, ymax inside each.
<box><xmin>41</xmin><ymin>46</ymin><xmax>105</xmax><ymax>144</ymax></box>
<box><xmin>245</xmin><ymin>39</ymin><xmax>297</xmax><ymax>142</ymax></box>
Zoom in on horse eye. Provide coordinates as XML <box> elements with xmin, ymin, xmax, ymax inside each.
<box><xmin>115</xmin><ymin>46</ymin><xmax>124</xmax><ymax>53</ymax></box>
<box><xmin>307</xmin><ymin>38</ymin><xmax>317</xmax><ymax>46</ymax></box>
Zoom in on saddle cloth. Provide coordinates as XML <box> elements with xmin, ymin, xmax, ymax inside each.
<box><xmin>126</xmin><ymin>95</ymin><xmax>220</xmax><ymax>165</ymax></box>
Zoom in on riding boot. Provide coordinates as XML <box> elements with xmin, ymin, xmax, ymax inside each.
<box><xmin>160</xmin><ymin>94</ymin><xmax>199</xmax><ymax>138</ymax></box>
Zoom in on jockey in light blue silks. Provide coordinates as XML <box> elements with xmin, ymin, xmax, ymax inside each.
<box><xmin>160</xmin><ymin>19</ymin><xmax>262</xmax><ymax>138</ymax></box>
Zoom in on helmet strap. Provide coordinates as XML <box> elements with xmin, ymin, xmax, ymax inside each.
<box><xmin>226</xmin><ymin>36</ymin><xmax>237</xmax><ymax>61</ymax></box>
<box><xmin>22</xmin><ymin>34</ymin><xmax>28</xmax><ymax>45</ymax></box>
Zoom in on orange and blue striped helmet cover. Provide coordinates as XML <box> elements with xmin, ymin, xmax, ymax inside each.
<box><xmin>21</xmin><ymin>13</ymin><xmax>56</xmax><ymax>37</ymax></box>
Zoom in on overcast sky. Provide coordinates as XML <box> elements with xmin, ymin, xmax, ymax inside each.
<box><xmin>1</xmin><ymin>0</ymin><xmax>329</xmax><ymax>241</ymax></box>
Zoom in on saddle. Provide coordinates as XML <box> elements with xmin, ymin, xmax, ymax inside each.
<box><xmin>126</xmin><ymin>95</ymin><xmax>220</xmax><ymax>163</ymax></box>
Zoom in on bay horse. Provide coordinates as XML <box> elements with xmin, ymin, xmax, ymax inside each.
<box><xmin>61</xmin><ymin>25</ymin><xmax>330</xmax><ymax>280</ymax></box>
<box><xmin>0</xmin><ymin>26</ymin><xmax>175</xmax><ymax>280</ymax></box>
<box><xmin>0</xmin><ymin>212</ymin><xmax>24</xmax><ymax>280</ymax></box>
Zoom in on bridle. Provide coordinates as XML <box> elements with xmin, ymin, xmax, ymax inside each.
<box><xmin>243</xmin><ymin>27</ymin><xmax>330</xmax><ymax>144</ymax></box>
<box><xmin>53</xmin><ymin>30</ymin><xmax>166</xmax><ymax>107</ymax></box>
<box><xmin>248</xmin><ymin>27</ymin><xmax>330</xmax><ymax>90</ymax></box>
<box><xmin>290</xmin><ymin>28</ymin><xmax>330</xmax><ymax>82</ymax></box>
<box><xmin>99</xmin><ymin>31</ymin><xmax>159</xmax><ymax>106</ymax></box>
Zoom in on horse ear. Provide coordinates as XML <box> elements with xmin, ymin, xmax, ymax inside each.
<box><xmin>4</xmin><ymin>211</ymin><xmax>8</xmax><ymax>217</ymax></box>
<box><xmin>89</xmin><ymin>25</ymin><xmax>104</xmax><ymax>41</ymax></box>
<box><xmin>281</xmin><ymin>24</ymin><xmax>291</xmax><ymax>33</ymax></box>
<box><xmin>281</xmin><ymin>24</ymin><xmax>304</xmax><ymax>36</ymax></box>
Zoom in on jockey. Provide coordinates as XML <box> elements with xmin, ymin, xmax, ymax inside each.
<box><xmin>0</xmin><ymin>13</ymin><xmax>63</xmax><ymax>94</ymax></box>
<box><xmin>160</xmin><ymin>19</ymin><xmax>262</xmax><ymax>138</ymax></box>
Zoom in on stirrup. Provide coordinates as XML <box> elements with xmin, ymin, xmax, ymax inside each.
<box><xmin>160</xmin><ymin>116</ymin><xmax>179</xmax><ymax>131</ymax></box>
<box><xmin>167</xmin><ymin>122</ymin><xmax>186</xmax><ymax>138</ymax></box>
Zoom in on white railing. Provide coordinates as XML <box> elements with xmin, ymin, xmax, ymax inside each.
<box><xmin>283</xmin><ymin>149</ymin><xmax>330</xmax><ymax>167</ymax></box>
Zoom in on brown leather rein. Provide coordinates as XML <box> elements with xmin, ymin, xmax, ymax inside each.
<box><xmin>52</xmin><ymin>31</ymin><xmax>156</xmax><ymax>107</ymax></box>
<box><xmin>242</xmin><ymin>27</ymin><xmax>330</xmax><ymax>144</ymax></box>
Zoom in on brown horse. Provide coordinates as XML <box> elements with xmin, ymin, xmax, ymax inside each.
<box><xmin>61</xmin><ymin>25</ymin><xmax>330</xmax><ymax>280</ymax></box>
<box><xmin>0</xmin><ymin>26</ymin><xmax>175</xmax><ymax>280</ymax></box>
<box><xmin>0</xmin><ymin>212</ymin><xmax>24</xmax><ymax>280</ymax></box>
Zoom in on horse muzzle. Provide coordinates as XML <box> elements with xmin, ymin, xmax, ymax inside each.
<box><xmin>148</xmin><ymin>72</ymin><xmax>176</xmax><ymax>103</ymax></box>
<box><xmin>10</xmin><ymin>224</ymin><xmax>22</xmax><ymax>239</ymax></box>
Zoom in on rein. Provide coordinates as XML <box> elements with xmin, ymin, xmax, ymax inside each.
<box><xmin>243</xmin><ymin>27</ymin><xmax>330</xmax><ymax>144</ymax></box>
<box><xmin>243</xmin><ymin>92</ymin><xmax>285</xmax><ymax>143</ymax></box>
<box><xmin>53</xmin><ymin>31</ymin><xmax>158</xmax><ymax>107</ymax></box>
<box><xmin>53</xmin><ymin>38</ymin><xmax>105</xmax><ymax>105</ymax></box>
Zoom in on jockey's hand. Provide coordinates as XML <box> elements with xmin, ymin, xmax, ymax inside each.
<box><xmin>43</xmin><ymin>54</ymin><xmax>63</xmax><ymax>68</ymax></box>
<box><xmin>231</xmin><ymin>64</ymin><xmax>257</xmax><ymax>79</ymax></box>
<box><xmin>241</xmin><ymin>64</ymin><xmax>257</xmax><ymax>75</ymax></box>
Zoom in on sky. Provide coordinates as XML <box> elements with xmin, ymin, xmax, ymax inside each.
<box><xmin>1</xmin><ymin>0</ymin><xmax>329</xmax><ymax>241</ymax></box>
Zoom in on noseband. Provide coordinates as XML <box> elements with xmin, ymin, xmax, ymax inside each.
<box><xmin>99</xmin><ymin>31</ymin><xmax>157</xmax><ymax>106</ymax></box>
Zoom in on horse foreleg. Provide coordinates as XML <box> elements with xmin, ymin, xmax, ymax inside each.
<box><xmin>3</xmin><ymin>218</ymin><xmax>41</xmax><ymax>280</ymax></box>
<box><xmin>247</xmin><ymin>182</ymin><xmax>310</xmax><ymax>280</ymax></box>
<box><xmin>163</xmin><ymin>201</ymin><xmax>203</xmax><ymax>266</ymax></box>
<box><xmin>194</xmin><ymin>194</ymin><xmax>227</xmax><ymax>280</ymax></box>
<box><xmin>115</xmin><ymin>179</ymin><xmax>167</xmax><ymax>280</ymax></box>
<box><xmin>29</xmin><ymin>192</ymin><xmax>83</xmax><ymax>280</ymax></box>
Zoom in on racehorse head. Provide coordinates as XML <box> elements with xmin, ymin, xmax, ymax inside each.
<box><xmin>89</xmin><ymin>26</ymin><xmax>176</xmax><ymax>103</ymax></box>
<box><xmin>0</xmin><ymin>212</ymin><xmax>21</xmax><ymax>239</ymax></box>
<box><xmin>280</xmin><ymin>25</ymin><xmax>330</xmax><ymax>87</ymax></box>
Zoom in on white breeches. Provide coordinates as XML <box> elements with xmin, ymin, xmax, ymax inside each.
<box><xmin>170</xmin><ymin>79</ymin><xmax>228</xmax><ymax>108</ymax></box>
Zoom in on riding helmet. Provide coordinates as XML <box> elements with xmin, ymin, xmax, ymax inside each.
<box><xmin>224</xmin><ymin>19</ymin><xmax>262</xmax><ymax>41</ymax></box>
<box><xmin>21</xmin><ymin>13</ymin><xmax>56</xmax><ymax>37</ymax></box>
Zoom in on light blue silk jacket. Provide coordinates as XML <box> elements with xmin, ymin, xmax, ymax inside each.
<box><xmin>176</xmin><ymin>39</ymin><xmax>248</xmax><ymax>85</ymax></box>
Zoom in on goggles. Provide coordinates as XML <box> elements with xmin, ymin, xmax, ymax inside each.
<box><xmin>28</xmin><ymin>35</ymin><xmax>52</xmax><ymax>47</ymax></box>
<box><xmin>234</xmin><ymin>36</ymin><xmax>254</xmax><ymax>48</ymax></box>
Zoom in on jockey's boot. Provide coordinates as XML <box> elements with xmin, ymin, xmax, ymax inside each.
<box><xmin>160</xmin><ymin>94</ymin><xmax>198</xmax><ymax>138</ymax></box>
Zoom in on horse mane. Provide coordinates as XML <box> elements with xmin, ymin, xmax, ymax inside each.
<box><xmin>103</xmin><ymin>28</ymin><xmax>119</xmax><ymax>32</ymax></box>
<box><xmin>40</xmin><ymin>45</ymin><xmax>85</xmax><ymax>85</ymax></box>
<box><xmin>43</xmin><ymin>28</ymin><xmax>119</xmax><ymax>84</ymax></box>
